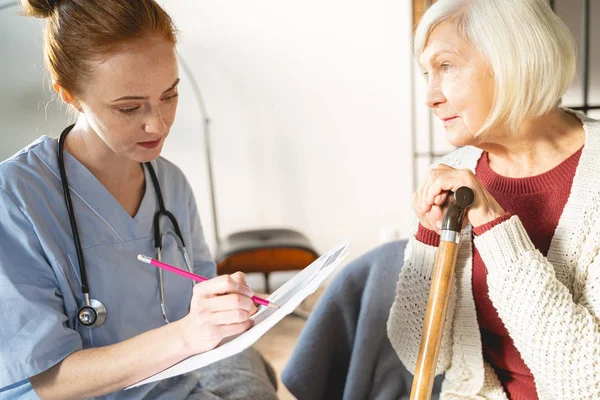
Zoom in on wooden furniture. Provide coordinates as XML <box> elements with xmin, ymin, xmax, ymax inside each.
<box><xmin>412</xmin><ymin>0</ymin><xmax>438</xmax><ymax>29</ymax></box>
<box><xmin>215</xmin><ymin>228</ymin><xmax>319</xmax><ymax>293</ymax></box>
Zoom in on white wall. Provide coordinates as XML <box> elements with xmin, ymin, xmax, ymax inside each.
<box><xmin>0</xmin><ymin>1</ymin><xmax>415</xmax><ymax>269</ymax></box>
<box><xmin>159</xmin><ymin>0</ymin><xmax>415</xmax><ymax>261</ymax></box>
<box><xmin>0</xmin><ymin>10</ymin><xmax>72</xmax><ymax>156</ymax></box>
<box><xmin>3</xmin><ymin>0</ymin><xmax>599</xmax><ymax>271</ymax></box>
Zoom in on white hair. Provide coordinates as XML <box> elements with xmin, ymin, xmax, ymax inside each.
<box><xmin>414</xmin><ymin>0</ymin><xmax>576</xmax><ymax>135</ymax></box>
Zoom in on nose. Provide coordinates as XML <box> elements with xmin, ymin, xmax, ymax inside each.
<box><xmin>424</xmin><ymin>79</ymin><xmax>446</xmax><ymax>109</ymax></box>
<box><xmin>144</xmin><ymin>107</ymin><xmax>168</xmax><ymax>136</ymax></box>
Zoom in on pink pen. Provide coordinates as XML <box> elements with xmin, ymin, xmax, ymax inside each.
<box><xmin>137</xmin><ymin>254</ymin><xmax>279</xmax><ymax>309</ymax></box>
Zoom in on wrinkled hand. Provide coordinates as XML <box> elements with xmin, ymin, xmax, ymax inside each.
<box><xmin>413</xmin><ymin>164</ymin><xmax>505</xmax><ymax>233</ymax></box>
<box><xmin>180</xmin><ymin>272</ymin><xmax>258</xmax><ymax>355</ymax></box>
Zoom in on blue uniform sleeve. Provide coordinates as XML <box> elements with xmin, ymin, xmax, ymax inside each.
<box><xmin>0</xmin><ymin>188</ymin><xmax>82</xmax><ymax>389</ymax></box>
<box><xmin>187</xmin><ymin>189</ymin><xmax>217</xmax><ymax>279</ymax></box>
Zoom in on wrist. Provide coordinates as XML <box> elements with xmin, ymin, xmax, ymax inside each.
<box><xmin>471</xmin><ymin>209</ymin><xmax>505</xmax><ymax>228</ymax></box>
<box><xmin>416</xmin><ymin>223</ymin><xmax>440</xmax><ymax>246</ymax></box>
<box><xmin>472</xmin><ymin>212</ymin><xmax>511</xmax><ymax>234</ymax></box>
<box><xmin>167</xmin><ymin>318</ymin><xmax>195</xmax><ymax>359</ymax></box>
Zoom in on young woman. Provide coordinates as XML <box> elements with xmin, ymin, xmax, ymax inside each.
<box><xmin>0</xmin><ymin>0</ymin><xmax>277</xmax><ymax>398</ymax></box>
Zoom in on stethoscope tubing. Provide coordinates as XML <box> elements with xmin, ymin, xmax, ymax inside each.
<box><xmin>58</xmin><ymin>125</ymin><xmax>192</xmax><ymax>327</ymax></box>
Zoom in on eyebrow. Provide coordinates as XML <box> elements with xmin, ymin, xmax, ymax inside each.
<box><xmin>419</xmin><ymin>50</ymin><xmax>459</xmax><ymax>68</ymax></box>
<box><xmin>111</xmin><ymin>78</ymin><xmax>180</xmax><ymax>102</ymax></box>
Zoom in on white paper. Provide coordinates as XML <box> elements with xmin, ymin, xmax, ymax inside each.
<box><xmin>127</xmin><ymin>238</ymin><xmax>352</xmax><ymax>389</ymax></box>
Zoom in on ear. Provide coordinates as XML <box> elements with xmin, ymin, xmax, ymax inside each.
<box><xmin>53</xmin><ymin>83</ymin><xmax>83</xmax><ymax>113</ymax></box>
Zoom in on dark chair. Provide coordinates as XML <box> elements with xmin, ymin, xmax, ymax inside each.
<box><xmin>215</xmin><ymin>228</ymin><xmax>319</xmax><ymax>292</ymax></box>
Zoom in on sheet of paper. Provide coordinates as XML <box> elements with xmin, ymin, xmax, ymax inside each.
<box><xmin>127</xmin><ymin>238</ymin><xmax>352</xmax><ymax>389</ymax></box>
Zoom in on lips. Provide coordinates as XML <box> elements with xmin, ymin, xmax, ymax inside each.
<box><xmin>440</xmin><ymin>116</ymin><xmax>459</xmax><ymax>126</ymax></box>
<box><xmin>138</xmin><ymin>138</ymin><xmax>162</xmax><ymax>149</ymax></box>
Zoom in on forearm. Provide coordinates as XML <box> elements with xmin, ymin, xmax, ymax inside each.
<box><xmin>30</xmin><ymin>318</ymin><xmax>190</xmax><ymax>400</ymax></box>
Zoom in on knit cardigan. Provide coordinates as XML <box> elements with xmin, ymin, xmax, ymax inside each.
<box><xmin>387</xmin><ymin>111</ymin><xmax>600</xmax><ymax>399</ymax></box>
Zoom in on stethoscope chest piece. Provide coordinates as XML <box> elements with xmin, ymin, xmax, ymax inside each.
<box><xmin>77</xmin><ymin>298</ymin><xmax>107</xmax><ymax>328</ymax></box>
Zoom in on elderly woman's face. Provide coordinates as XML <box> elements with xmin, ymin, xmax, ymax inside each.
<box><xmin>419</xmin><ymin>21</ymin><xmax>494</xmax><ymax>146</ymax></box>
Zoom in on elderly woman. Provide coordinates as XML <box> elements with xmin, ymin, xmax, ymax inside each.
<box><xmin>284</xmin><ymin>0</ymin><xmax>599</xmax><ymax>399</ymax></box>
<box><xmin>387</xmin><ymin>0</ymin><xmax>600</xmax><ymax>399</ymax></box>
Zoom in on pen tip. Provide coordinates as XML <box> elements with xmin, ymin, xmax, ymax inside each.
<box><xmin>268</xmin><ymin>303</ymin><xmax>280</xmax><ymax>309</ymax></box>
<box><xmin>137</xmin><ymin>254</ymin><xmax>151</xmax><ymax>264</ymax></box>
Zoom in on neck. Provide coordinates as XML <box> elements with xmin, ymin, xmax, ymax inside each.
<box><xmin>63</xmin><ymin>118</ymin><xmax>144</xmax><ymax>190</ymax></box>
<box><xmin>475</xmin><ymin>109</ymin><xmax>585</xmax><ymax>178</ymax></box>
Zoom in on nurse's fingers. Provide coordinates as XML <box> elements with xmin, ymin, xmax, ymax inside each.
<box><xmin>210</xmin><ymin>309</ymin><xmax>252</xmax><ymax>325</ymax></box>
<box><xmin>216</xmin><ymin>319</ymin><xmax>254</xmax><ymax>338</ymax></box>
<box><xmin>199</xmin><ymin>293</ymin><xmax>255</xmax><ymax>313</ymax></box>
<box><xmin>230</xmin><ymin>271</ymin><xmax>254</xmax><ymax>296</ymax></box>
<box><xmin>230</xmin><ymin>271</ymin><xmax>248</xmax><ymax>285</ymax></box>
<box><xmin>249</xmin><ymin>303</ymin><xmax>258</xmax><ymax>316</ymax></box>
<box><xmin>193</xmin><ymin>275</ymin><xmax>253</xmax><ymax>299</ymax></box>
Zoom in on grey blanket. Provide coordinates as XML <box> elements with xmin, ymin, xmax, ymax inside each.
<box><xmin>282</xmin><ymin>240</ymin><xmax>442</xmax><ymax>400</ymax></box>
<box><xmin>145</xmin><ymin>347</ymin><xmax>278</xmax><ymax>400</ymax></box>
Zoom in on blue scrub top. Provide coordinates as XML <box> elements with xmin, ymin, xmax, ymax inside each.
<box><xmin>0</xmin><ymin>135</ymin><xmax>216</xmax><ymax>399</ymax></box>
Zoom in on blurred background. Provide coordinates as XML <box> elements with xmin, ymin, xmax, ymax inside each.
<box><xmin>0</xmin><ymin>0</ymin><xmax>413</xmax><ymax>275</ymax></box>
<box><xmin>1</xmin><ymin>0</ymin><xmax>598</xmax><ymax>276</ymax></box>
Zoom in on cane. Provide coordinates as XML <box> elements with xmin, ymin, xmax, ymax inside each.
<box><xmin>410</xmin><ymin>186</ymin><xmax>475</xmax><ymax>400</ymax></box>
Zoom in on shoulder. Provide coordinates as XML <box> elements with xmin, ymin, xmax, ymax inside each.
<box><xmin>435</xmin><ymin>146</ymin><xmax>483</xmax><ymax>173</ymax></box>
<box><xmin>150</xmin><ymin>156</ymin><xmax>196</xmax><ymax>204</ymax></box>
<box><xmin>0</xmin><ymin>136</ymin><xmax>52</xmax><ymax>176</ymax></box>
<box><xmin>152</xmin><ymin>156</ymin><xmax>190</xmax><ymax>187</ymax></box>
<box><xmin>580</xmin><ymin>113</ymin><xmax>600</xmax><ymax>143</ymax></box>
<box><xmin>566</xmin><ymin>110</ymin><xmax>600</xmax><ymax>169</ymax></box>
<box><xmin>0</xmin><ymin>137</ymin><xmax>59</xmax><ymax>204</ymax></box>
<box><xmin>564</xmin><ymin>107</ymin><xmax>600</xmax><ymax>146</ymax></box>
<box><xmin>567</xmin><ymin>107</ymin><xmax>600</xmax><ymax>128</ymax></box>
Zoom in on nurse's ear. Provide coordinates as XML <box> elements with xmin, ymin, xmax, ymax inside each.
<box><xmin>53</xmin><ymin>82</ymin><xmax>83</xmax><ymax>113</ymax></box>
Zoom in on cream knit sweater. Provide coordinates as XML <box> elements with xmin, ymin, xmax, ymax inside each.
<box><xmin>387</xmin><ymin>111</ymin><xmax>600</xmax><ymax>399</ymax></box>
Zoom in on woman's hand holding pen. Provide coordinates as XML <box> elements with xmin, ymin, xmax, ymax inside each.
<box><xmin>29</xmin><ymin>271</ymin><xmax>259</xmax><ymax>399</ymax></box>
<box><xmin>179</xmin><ymin>272</ymin><xmax>258</xmax><ymax>355</ymax></box>
<box><xmin>414</xmin><ymin>164</ymin><xmax>505</xmax><ymax>233</ymax></box>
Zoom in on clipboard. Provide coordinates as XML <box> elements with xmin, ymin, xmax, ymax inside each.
<box><xmin>127</xmin><ymin>238</ymin><xmax>352</xmax><ymax>389</ymax></box>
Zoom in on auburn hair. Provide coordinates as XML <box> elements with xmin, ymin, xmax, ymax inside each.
<box><xmin>21</xmin><ymin>0</ymin><xmax>178</xmax><ymax>95</ymax></box>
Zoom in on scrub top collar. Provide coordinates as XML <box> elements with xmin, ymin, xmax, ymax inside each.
<box><xmin>36</xmin><ymin>135</ymin><xmax>157</xmax><ymax>241</ymax></box>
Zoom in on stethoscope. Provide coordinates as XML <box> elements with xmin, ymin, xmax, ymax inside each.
<box><xmin>58</xmin><ymin>124</ymin><xmax>193</xmax><ymax>328</ymax></box>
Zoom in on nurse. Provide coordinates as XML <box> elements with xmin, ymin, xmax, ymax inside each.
<box><xmin>0</xmin><ymin>0</ymin><xmax>277</xmax><ymax>399</ymax></box>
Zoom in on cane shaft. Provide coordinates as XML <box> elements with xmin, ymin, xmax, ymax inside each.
<box><xmin>410</xmin><ymin>240</ymin><xmax>459</xmax><ymax>400</ymax></box>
